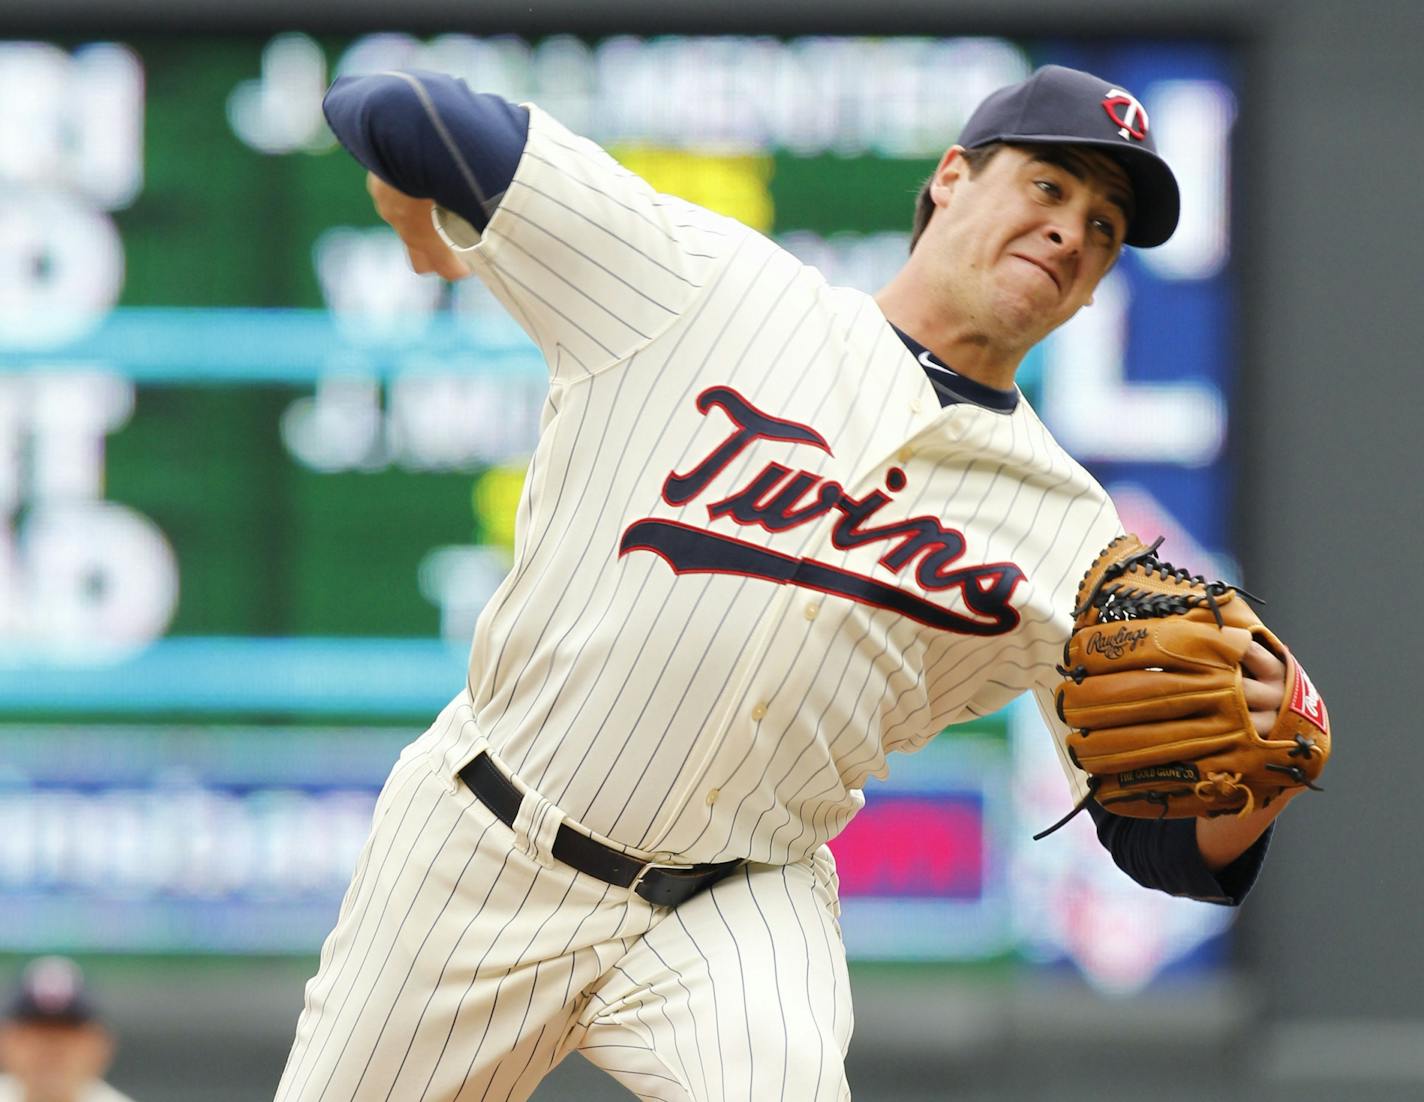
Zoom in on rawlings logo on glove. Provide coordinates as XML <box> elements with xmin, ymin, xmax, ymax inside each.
<box><xmin>1035</xmin><ymin>534</ymin><xmax>1331</xmax><ymax>837</ymax></box>
<box><xmin>1083</xmin><ymin>625</ymin><xmax>1149</xmax><ymax>659</ymax></box>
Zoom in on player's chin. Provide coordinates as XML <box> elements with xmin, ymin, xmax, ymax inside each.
<box><xmin>1011</xmin><ymin>279</ymin><xmax>1092</xmax><ymax>333</ymax></box>
<box><xmin>989</xmin><ymin>287</ymin><xmax>1060</xmax><ymax>340</ymax></box>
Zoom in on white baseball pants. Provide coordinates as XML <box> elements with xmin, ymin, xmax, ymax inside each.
<box><xmin>274</xmin><ymin>703</ymin><xmax>853</xmax><ymax>1101</ymax></box>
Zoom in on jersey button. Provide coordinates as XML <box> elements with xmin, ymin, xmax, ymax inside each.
<box><xmin>897</xmin><ymin>446</ymin><xmax>913</xmax><ymax>463</ymax></box>
<box><xmin>804</xmin><ymin>602</ymin><xmax>820</xmax><ymax>620</ymax></box>
<box><xmin>910</xmin><ymin>398</ymin><xmax>924</xmax><ymax>414</ymax></box>
<box><xmin>751</xmin><ymin>703</ymin><xmax>767</xmax><ymax>721</ymax></box>
<box><xmin>705</xmin><ymin>788</ymin><xmax>720</xmax><ymax>805</ymax></box>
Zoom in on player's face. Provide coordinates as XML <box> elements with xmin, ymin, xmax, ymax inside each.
<box><xmin>0</xmin><ymin>1021</ymin><xmax>114</xmax><ymax>1100</ymax></box>
<box><xmin>926</xmin><ymin>144</ymin><xmax>1132</xmax><ymax>347</ymax></box>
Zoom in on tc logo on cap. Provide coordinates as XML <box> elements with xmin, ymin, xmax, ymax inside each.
<box><xmin>1101</xmin><ymin>89</ymin><xmax>1149</xmax><ymax>141</ymax></box>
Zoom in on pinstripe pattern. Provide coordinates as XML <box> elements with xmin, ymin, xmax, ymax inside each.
<box><xmin>437</xmin><ymin>105</ymin><xmax>1120</xmax><ymax>862</ymax></box>
<box><xmin>576</xmin><ymin>858</ymin><xmax>852</xmax><ymax>1101</ymax></box>
<box><xmin>278</xmin><ymin>701</ymin><xmax>851</xmax><ymax>1101</ymax></box>
<box><xmin>285</xmin><ymin>100</ymin><xmax>1125</xmax><ymax>1098</ymax></box>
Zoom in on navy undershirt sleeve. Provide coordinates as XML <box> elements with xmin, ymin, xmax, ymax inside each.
<box><xmin>322</xmin><ymin>70</ymin><xmax>530</xmax><ymax>231</ymax></box>
<box><xmin>1087</xmin><ymin>798</ymin><xmax>1272</xmax><ymax>905</ymax></box>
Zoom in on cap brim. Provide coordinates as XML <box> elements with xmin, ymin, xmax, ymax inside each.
<box><xmin>972</xmin><ymin>134</ymin><xmax>1181</xmax><ymax>248</ymax></box>
<box><xmin>10</xmin><ymin>1009</ymin><xmax>97</xmax><ymax>1026</ymax></box>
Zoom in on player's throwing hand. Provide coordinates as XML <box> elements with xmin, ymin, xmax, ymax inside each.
<box><xmin>365</xmin><ymin>171</ymin><xmax>472</xmax><ymax>281</ymax></box>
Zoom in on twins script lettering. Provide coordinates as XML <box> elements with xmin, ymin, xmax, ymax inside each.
<box><xmin>619</xmin><ymin>386</ymin><xmax>1025</xmax><ymax>636</ymax></box>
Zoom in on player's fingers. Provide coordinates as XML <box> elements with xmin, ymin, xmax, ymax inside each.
<box><xmin>363</xmin><ymin>177</ymin><xmax>468</xmax><ymax>279</ymax></box>
<box><xmin>431</xmin><ymin>251</ymin><xmax>473</xmax><ymax>281</ymax></box>
<box><xmin>1242</xmin><ymin>643</ymin><xmax>1284</xmax><ymax>738</ymax></box>
<box><xmin>1251</xmin><ymin>709</ymin><xmax>1277</xmax><ymax>737</ymax></box>
<box><xmin>366</xmin><ymin>171</ymin><xmax>430</xmax><ymax>229</ymax></box>
<box><xmin>1240</xmin><ymin>675</ymin><xmax>1281</xmax><ymax>713</ymax></box>
<box><xmin>366</xmin><ymin>170</ymin><xmax>416</xmax><ymax>209</ymax></box>
<box><xmin>1241</xmin><ymin>640</ymin><xmax>1286</xmax><ymax>683</ymax></box>
<box><xmin>407</xmin><ymin>245</ymin><xmax>470</xmax><ymax>282</ymax></box>
<box><xmin>366</xmin><ymin>173</ymin><xmax>405</xmax><ymax>222</ymax></box>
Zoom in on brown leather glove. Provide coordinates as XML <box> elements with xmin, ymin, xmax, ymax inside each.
<box><xmin>1049</xmin><ymin>534</ymin><xmax>1330</xmax><ymax>825</ymax></box>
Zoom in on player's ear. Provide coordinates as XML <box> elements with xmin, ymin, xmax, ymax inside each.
<box><xmin>929</xmin><ymin>145</ymin><xmax>970</xmax><ymax>209</ymax></box>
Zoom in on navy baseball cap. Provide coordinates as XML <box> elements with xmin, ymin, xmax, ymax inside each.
<box><xmin>958</xmin><ymin>64</ymin><xmax>1180</xmax><ymax>248</ymax></box>
<box><xmin>5</xmin><ymin>957</ymin><xmax>98</xmax><ymax>1026</ymax></box>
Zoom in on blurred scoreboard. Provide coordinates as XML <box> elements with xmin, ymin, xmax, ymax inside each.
<box><xmin>0</xmin><ymin>32</ymin><xmax>1239</xmax><ymax>986</ymax></box>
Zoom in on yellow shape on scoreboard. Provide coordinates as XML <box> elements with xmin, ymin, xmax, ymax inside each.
<box><xmin>472</xmin><ymin>464</ymin><xmax>527</xmax><ymax>552</ymax></box>
<box><xmin>609</xmin><ymin>147</ymin><xmax>774</xmax><ymax>233</ymax></box>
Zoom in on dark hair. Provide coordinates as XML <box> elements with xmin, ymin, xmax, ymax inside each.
<box><xmin>908</xmin><ymin>143</ymin><xmax>1005</xmax><ymax>254</ymax></box>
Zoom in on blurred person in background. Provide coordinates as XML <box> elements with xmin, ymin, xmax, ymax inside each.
<box><xmin>0</xmin><ymin>958</ymin><xmax>134</xmax><ymax>1102</ymax></box>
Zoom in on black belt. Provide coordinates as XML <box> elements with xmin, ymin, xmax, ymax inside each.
<box><xmin>458</xmin><ymin>753</ymin><xmax>742</xmax><ymax>908</ymax></box>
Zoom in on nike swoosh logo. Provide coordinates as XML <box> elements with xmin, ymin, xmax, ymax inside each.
<box><xmin>917</xmin><ymin>350</ymin><xmax>954</xmax><ymax>376</ymax></box>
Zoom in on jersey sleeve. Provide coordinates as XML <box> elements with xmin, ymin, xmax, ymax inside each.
<box><xmin>432</xmin><ymin>104</ymin><xmax>737</xmax><ymax>381</ymax></box>
<box><xmin>1033</xmin><ymin>681</ymin><xmax>1092</xmax><ymax>804</ymax></box>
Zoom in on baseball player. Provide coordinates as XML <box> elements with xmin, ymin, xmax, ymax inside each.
<box><xmin>0</xmin><ymin>957</ymin><xmax>135</xmax><ymax>1102</ymax></box>
<box><xmin>277</xmin><ymin>64</ymin><xmax>1295</xmax><ymax>1100</ymax></box>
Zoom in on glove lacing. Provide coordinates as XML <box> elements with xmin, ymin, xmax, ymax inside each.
<box><xmin>1075</xmin><ymin>536</ymin><xmax>1259</xmax><ymax>629</ymax></box>
<box><xmin>1194</xmin><ymin>771</ymin><xmax>1255</xmax><ymax>816</ymax></box>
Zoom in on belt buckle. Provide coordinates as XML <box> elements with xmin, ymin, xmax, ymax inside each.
<box><xmin>627</xmin><ymin>859</ymin><xmax>662</xmax><ymax>898</ymax></box>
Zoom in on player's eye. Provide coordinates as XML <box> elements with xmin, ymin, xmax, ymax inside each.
<box><xmin>1091</xmin><ymin>216</ymin><xmax>1120</xmax><ymax>241</ymax></box>
<box><xmin>1034</xmin><ymin>179</ymin><xmax>1061</xmax><ymax>198</ymax></box>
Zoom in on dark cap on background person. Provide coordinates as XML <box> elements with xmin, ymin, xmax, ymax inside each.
<box><xmin>957</xmin><ymin>64</ymin><xmax>1181</xmax><ymax>247</ymax></box>
<box><xmin>4</xmin><ymin>957</ymin><xmax>99</xmax><ymax>1027</ymax></box>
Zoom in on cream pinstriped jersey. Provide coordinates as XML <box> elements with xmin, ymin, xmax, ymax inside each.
<box><xmin>431</xmin><ymin>106</ymin><xmax>1122</xmax><ymax>865</ymax></box>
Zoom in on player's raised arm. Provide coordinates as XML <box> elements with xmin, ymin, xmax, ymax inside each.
<box><xmin>323</xmin><ymin>71</ymin><xmax>529</xmax><ymax>234</ymax></box>
<box><xmin>323</xmin><ymin>69</ymin><xmax>734</xmax><ymax>379</ymax></box>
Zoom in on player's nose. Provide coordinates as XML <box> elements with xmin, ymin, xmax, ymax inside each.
<box><xmin>1043</xmin><ymin>220</ymin><xmax>1085</xmax><ymax>254</ymax></box>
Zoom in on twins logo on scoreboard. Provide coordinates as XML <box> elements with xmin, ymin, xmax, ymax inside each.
<box><xmin>619</xmin><ymin>386</ymin><xmax>1025</xmax><ymax>636</ymax></box>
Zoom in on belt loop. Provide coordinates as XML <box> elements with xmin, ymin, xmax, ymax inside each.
<box><xmin>512</xmin><ymin>786</ymin><xmax>565</xmax><ymax>870</ymax></box>
<box><xmin>452</xmin><ymin>736</ymin><xmax>491</xmax><ymax>794</ymax></box>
